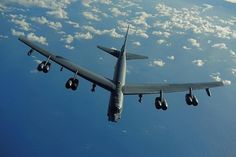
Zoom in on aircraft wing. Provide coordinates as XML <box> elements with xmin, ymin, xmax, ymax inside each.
<box><xmin>19</xmin><ymin>36</ymin><xmax>116</xmax><ymax>91</ymax></box>
<box><xmin>123</xmin><ymin>82</ymin><xmax>224</xmax><ymax>95</ymax></box>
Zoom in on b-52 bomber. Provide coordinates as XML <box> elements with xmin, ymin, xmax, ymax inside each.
<box><xmin>19</xmin><ymin>26</ymin><xmax>224</xmax><ymax>122</ymax></box>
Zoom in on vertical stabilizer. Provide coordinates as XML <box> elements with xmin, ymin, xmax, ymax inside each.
<box><xmin>120</xmin><ymin>25</ymin><xmax>129</xmax><ymax>54</ymax></box>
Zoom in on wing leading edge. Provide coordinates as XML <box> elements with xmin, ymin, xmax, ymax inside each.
<box><xmin>123</xmin><ymin>82</ymin><xmax>224</xmax><ymax>95</ymax></box>
<box><xmin>19</xmin><ymin>36</ymin><xmax>116</xmax><ymax>91</ymax></box>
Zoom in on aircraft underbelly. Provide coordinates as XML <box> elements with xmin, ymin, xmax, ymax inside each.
<box><xmin>107</xmin><ymin>91</ymin><xmax>124</xmax><ymax>122</ymax></box>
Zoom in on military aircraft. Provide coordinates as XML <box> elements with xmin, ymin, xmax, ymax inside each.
<box><xmin>19</xmin><ymin>26</ymin><xmax>224</xmax><ymax>122</ymax></box>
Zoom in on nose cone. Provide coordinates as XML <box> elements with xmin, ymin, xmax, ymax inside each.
<box><xmin>107</xmin><ymin>105</ymin><xmax>122</xmax><ymax>122</ymax></box>
<box><xmin>108</xmin><ymin>113</ymin><xmax>121</xmax><ymax>122</ymax></box>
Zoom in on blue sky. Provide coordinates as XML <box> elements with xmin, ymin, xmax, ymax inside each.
<box><xmin>0</xmin><ymin>0</ymin><xmax>236</xmax><ymax>157</ymax></box>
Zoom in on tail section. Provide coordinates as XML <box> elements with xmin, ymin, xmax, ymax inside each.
<box><xmin>97</xmin><ymin>25</ymin><xmax>148</xmax><ymax>60</ymax></box>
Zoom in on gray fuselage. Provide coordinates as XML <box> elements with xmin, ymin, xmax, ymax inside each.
<box><xmin>107</xmin><ymin>47</ymin><xmax>126</xmax><ymax>122</ymax></box>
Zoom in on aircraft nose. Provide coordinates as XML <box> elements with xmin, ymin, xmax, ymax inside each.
<box><xmin>108</xmin><ymin>113</ymin><xmax>121</xmax><ymax>122</ymax></box>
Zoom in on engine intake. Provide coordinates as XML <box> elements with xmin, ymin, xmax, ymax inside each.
<box><xmin>65</xmin><ymin>78</ymin><xmax>79</xmax><ymax>91</ymax></box>
<box><xmin>185</xmin><ymin>94</ymin><xmax>198</xmax><ymax>106</ymax></box>
<box><xmin>155</xmin><ymin>97</ymin><xmax>168</xmax><ymax>110</ymax></box>
<box><xmin>37</xmin><ymin>61</ymin><xmax>51</xmax><ymax>73</ymax></box>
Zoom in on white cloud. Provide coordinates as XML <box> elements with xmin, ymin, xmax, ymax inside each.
<box><xmin>11</xmin><ymin>18</ymin><xmax>31</xmax><ymax>31</ymax></box>
<box><xmin>188</xmin><ymin>38</ymin><xmax>200</xmax><ymax>48</ymax></box>
<box><xmin>118</xmin><ymin>21</ymin><xmax>148</xmax><ymax>39</ymax></box>
<box><xmin>47</xmin><ymin>8</ymin><xmax>68</xmax><ymax>19</ymax></box>
<box><xmin>109</xmin><ymin>29</ymin><xmax>123</xmax><ymax>38</ymax></box>
<box><xmin>135</xmin><ymin>29</ymin><xmax>149</xmax><ymax>38</ymax></box>
<box><xmin>83</xmin><ymin>25</ymin><xmax>123</xmax><ymax>38</ymax></box>
<box><xmin>132</xmin><ymin>41</ymin><xmax>141</xmax><ymax>46</ymax></box>
<box><xmin>65</xmin><ymin>45</ymin><xmax>74</xmax><ymax>50</ymax></box>
<box><xmin>109</xmin><ymin>7</ymin><xmax>128</xmax><ymax>17</ymax></box>
<box><xmin>11</xmin><ymin>29</ymin><xmax>25</xmax><ymax>36</ymax></box>
<box><xmin>154</xmin><ymin>3</ymin><xmax>236</xmax><ymax>39</ymax></box>
<box><xmin>232</xmin><ymin>68</ymin><xmax>236</xmax><ymax>77</ymax></box>
<box><xmin>83</xmin><ymin>12</ymin><xmax>101</xmax><ymax>21</ymax></box>
<box><xmin>100</xmin><ymin>0</ymin><xmax>112</xmax><ymax>4</ymax></box>
<box><xmin>202</xmin><ymin>4</ymin><xmax>214</xmax><ymax>12</ymax></box>
<box><xmin>225</xmin><ymin>0</ymin><xmax>236</xmax><ymax>4</ymax></box>
<box><xmin>214</xmin><ymin>25</ymin><xmax>232</xmax><ymax>39</ymax></box>
<box><xmin>230</xmin><ymin>50</ymin><xmax>236</xmax><ymax>57</ymax></box>
<box><xmin>118</xmin><ymin>21</ymin><xmax>148</xmax><ymax>38</ymax></box>
<box><xmin>91</xmin><ymin>7</ymin><xmax>109</xmax><ymax>18</ymax></box>
<box><xmin>27</xmin><ymin>33</ymin><xmax>48</xmax><ymax>45</ymax></box>
<box><xmin>116</xmin><ymin>0</ymin><xmax>140</xmax><ymax>9</ymax></box>
<box><xmin>210</xmin><ymin>72</ymin><xmax>221</xmax><ymax>81</ymax></box>
<box><xmin>117</xmin><ymin>20</ymin><xmax>131</xmax><ymax>31</ymax></box>
<box><xmin>212</xmin><ymin>43</ymin><xmax>228</xmax><ymax>50</ymax></box>
<box><xmin>192</xmin><ymin>59</ymin><xmax>205</xmax><ymax>67</ymax></box>
<box><xmin>81</xmin><ymin>0</ymin><xmax>93</xmax><ymax>7</ymax></box>
<box><xmin>66</xmin><ymin>20</ymin><xmax>80</xmax><ymax>28</ymax></box>
<box><xmin>4</xmin><ymin>0</ymin><xmax>73</xmax><ymax>19</ymax></box>
<box><xmin>57</xmin><ymin>31</ymin><xmax>66</xmax><ymax>35</ymax></box>
<box><xmin>132</xmin><ymin>11</ymin><xmax>152</xmax><ymax>29</ymax></box>
<box><xmin>210</xmin><ymin>72</ymin><xmax>231</xmax><ymax>85</ymax></box>
<box><xmin>149</xmin><ymin>59</ymin><xmax>165</xmax><ymax>67</ymax></box>
<box><xmin>152</xmin><ymin>31</ymin><xmax>171</xmax><ymax>38</ymax></box>
<box><xmin>223</xmin><ymin>80</ymin><xmax>232</xmax><ymax>85</ymax></box>
<box><xmin>75</xmin><ymin>32</ymin><xmax>93</xmax><ymax>40</ymax></box>
<box><xmin>183</xmin><ymin>46</ymin><xmax>191</xmax><ymax>50</ymax></box>
<box><xmin>157</xmin><ymin>39</ymin><xmax>166</xmax><ymax>45</ymax></box>
<box><xmin>31</xmin><ymin>16</ymin><xmax>62</xmax><ymax>30</ymax></box>
<box><xmin>61</xmin><ymin>34</ymin><xmax>74</xmax><ymax>44</ymax></box>
<box><xmin>167</xmin><ymin>56</ymin><xmax>175</xmax><ymax>60</ymax></box>
<box><xmin>0</xmin><ymin>3</ymin><xmax>6</xmax><ymax>12</ymax></box>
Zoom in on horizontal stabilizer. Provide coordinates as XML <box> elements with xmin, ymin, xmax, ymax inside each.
<box><xmin>126</xmin><ymin>53</ymin><xmax>148</xmax><ymax>60</ymax></box>
<box><xmin>97</xmin><ymin>45</ymin><xmax>119</xmax><ymax>58</ymax></box>
<box><xmin>97</xmin><ymin>45</ymin><xmax>148</xmax><ymax>60</ymax></box>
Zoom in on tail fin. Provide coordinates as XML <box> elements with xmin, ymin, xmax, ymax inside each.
<box><xmin>121</xmin><ymin>25</ymin><xmax>129</xmax><ymax>53</ymax></box>
<box><xmin>123</xmin><ymin>25</ymin><xmax>129</xmax><ymax>47</ymax></box>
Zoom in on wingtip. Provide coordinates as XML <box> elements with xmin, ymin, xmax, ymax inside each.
<box><xmin>18</xmin><ymin>35</ymin><xmax>23</xmax><ymax>40</ymax></box>
<box><xmin>222</xmin><ymin>80</ymin><xmax>231</xmax><ymax>86</ymax></box>
<box><xmin>18</xmin><ymin>35</ymin><xmax>26</xmax><ymax>41</ymax></box>
<box><xmin>97</xmin><ymin>45</ymin><xmax>103</xmax><ymax>50</ymax></box>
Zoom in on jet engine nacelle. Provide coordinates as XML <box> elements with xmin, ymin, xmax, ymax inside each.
<box><xmin>155</xmin><ymin>97</ymin><xmax>162</xmax><ymax>109</ymax></box>
<box><xmin>65</xmin><ymin>78</ymin><xmax>79</xmax><ymax>91</ymax></box>
<box><xmin>155</xmin><ymin>97</ymin><xmax>168</xmax><ymax>110</ymax></box>
<box><xmin>185</xmin><ymin>94</ymin><xmax>193</xmax><ymax>105</ymax></box>
<box><xmin>37</xmin><ymin>61</ymin><xmax>51</xmax><ymax>73</ymax></box>
<box><xmin>185</xmin><ymin>94</ymin><xmax>198</xmax><ymax>106</ymax></box>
